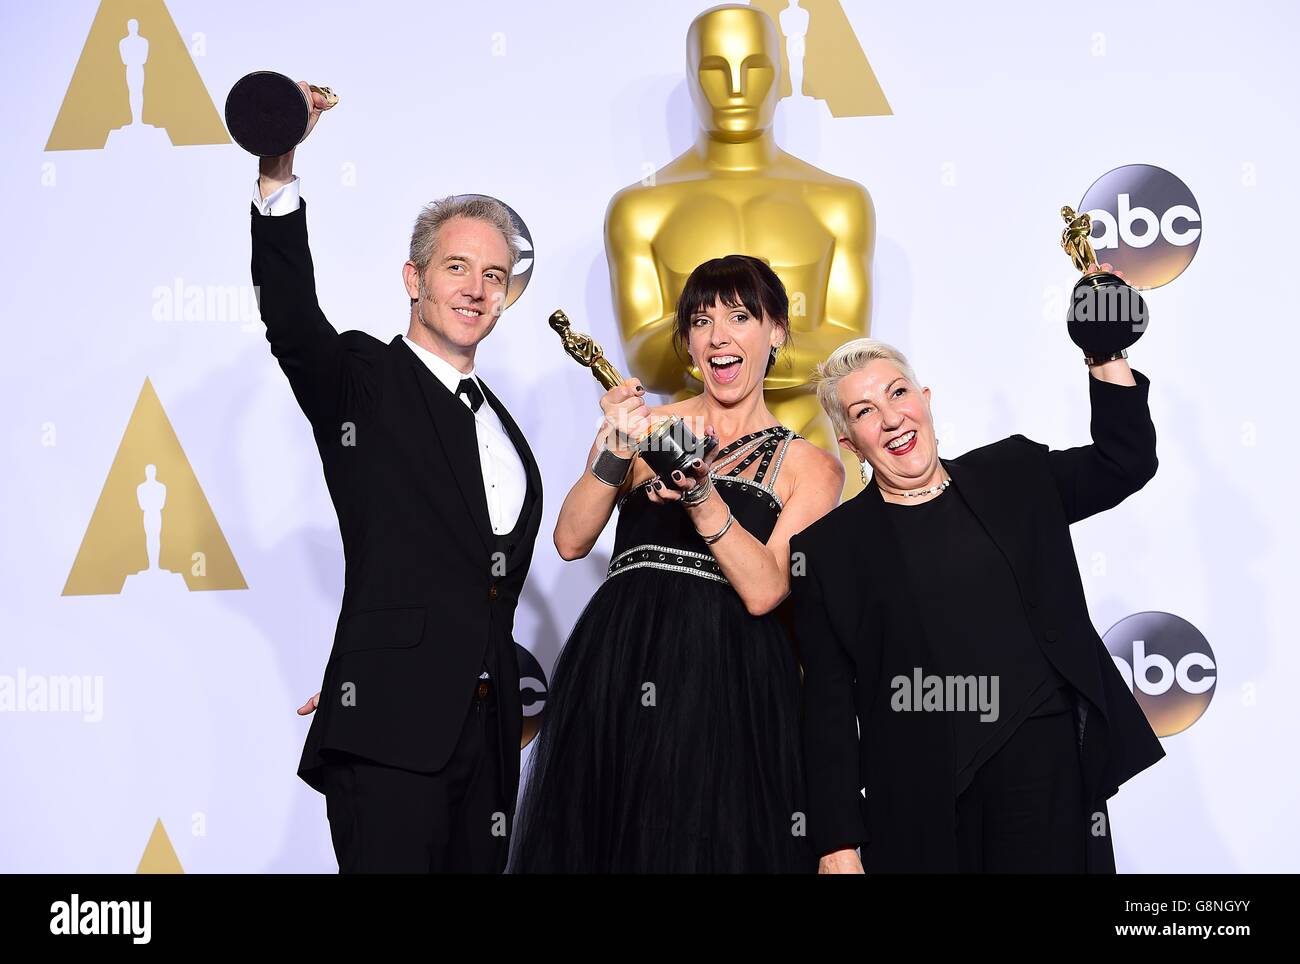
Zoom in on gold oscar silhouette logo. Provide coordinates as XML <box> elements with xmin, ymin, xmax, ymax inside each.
<box><xmin>63</xmin><ymin>378</ymin><xmax>246</xmax><ymax>596</ymax></box>
<box><xmin>136</xmin><ymin>817</ymin><xmax>184</xmax><ymax>873</ymax></box>
<box><xmin>46</xmin><ymin>0</ymin><xmax>230</xmax><ymax>151</ymax></box>
<box><xmin>751</xmin><ymin>0</ymin><xmax>892</xmax><ymax>116</ymax></box>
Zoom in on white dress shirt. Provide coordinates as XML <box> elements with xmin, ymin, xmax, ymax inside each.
<box><xmin>400</xmin><ymin>336</ymin><xmax>528</xmax><ymax>535</ymax></box>
<box><xmin>252</xmin><ymin>176</ymin><xmax>528</xmax><ymax>536</ymax></box>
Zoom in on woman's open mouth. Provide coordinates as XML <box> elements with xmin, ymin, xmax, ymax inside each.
<box><xmin>709</xmin><ymin>354</ymin><xmax>743</xmax><ymax>385</ymax></box>
<box><xmin>885</xmin><ymin>430</ymin><xmax>917</xmax><ymax>456</ymax></box>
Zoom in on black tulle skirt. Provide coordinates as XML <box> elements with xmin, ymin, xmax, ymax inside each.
<box><xmin>510</xmin><ymin>567</ymin><xmax>815</xmax><ymax>873</ymax></box>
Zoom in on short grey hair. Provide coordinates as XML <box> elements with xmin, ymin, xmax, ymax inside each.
<box><xmin>409</xmin><ymin>195</ymin><xmax>521</xmax><ymax>290</ymax></box>
<box><xmin>814</xmin><ymin>337</ymin><xmax>921</xmax><ymax>439</ymax></box>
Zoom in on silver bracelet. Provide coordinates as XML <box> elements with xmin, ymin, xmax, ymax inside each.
<box><xmin>701</xmin><ymin>507</ymin><xmax>734</xmax><ymax>545</ymax></box>
<box><xmin>590</xmin><ymin>446</ymin><xmax>634</xmax><ymax>486</ymax></box>
<box><xmin>680</xmin><ymin>473</ymin><xmax>714</xmax><ymax>506</ymax></box>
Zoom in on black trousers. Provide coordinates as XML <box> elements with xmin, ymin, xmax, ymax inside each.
<box><xmin>955</xmin><ymin>702</ymin><xmax>1087</xmax><ymax>873</ymax></box>
<box><xmin>318</xmin><ymin>679</ymin><xmax>507</xmax><ymax>873</ymax></box>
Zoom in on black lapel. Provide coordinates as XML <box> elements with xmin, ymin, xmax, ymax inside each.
<box><xmin>940</xmin><ymin>455</ymin><xmax>1035</xmax><ymax>600</ymax></box>
<box><xmin>857</xmin><ymin>457</ymin><xmax>1040</xmax><ymax>608</ymax></box>
<box><xmin>848</xmin><ymin>478</ymin><xmax>945</xmax><ymax>701</ymax></box>
<box><xmin>477</xmin><ymin>377</ymin><xmax>542</xmax><ymax>514</ymax></box>
<box><xmin>478</xmin><ymin>378</ymin><xmax>544</xmax><ymax>577</ymax></box>
<box><xmin>850</xmin><ymin>456</ymin><xmax>1037</xmax><ymax>623</ymax></box>
<box><xmin>856</xmin><ymin>457</ymin><xmax>1032</xmax><ymax>586</ymax></box>
<box><xmin>395</xmin><ymin>337</ymin><xmax>493</xmax><ymax>554</ymax></box>
<box><xmin>849</xmin><ymin>475</ymin><xmax>908</xmax><ymax>599</ymax></box>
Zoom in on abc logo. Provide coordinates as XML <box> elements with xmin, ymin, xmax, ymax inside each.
<box><xmin>515</xmin><ymin>643</ymin><xmax>549</xmax><ymax>748</ymax></box>
<box><xmin>452</xmin><ymin>194</ymin><xmax>534</xmax><ymax>308</ymax></box>
<box><xmin>1104</xmin><ymin>612</ymin><xmax>1215</xmax><ymax>737</ymax></box>
<box><xmin>1079</xmin><ymin>164</ymin><xmax>1201</xmax><ymax>289</ymax></box>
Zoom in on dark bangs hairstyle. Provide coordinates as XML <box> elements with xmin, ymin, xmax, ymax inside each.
<box><xmin>673</xmin><ymin>254</ymin><xmax>791</xmax><ymax>375</ymax></box>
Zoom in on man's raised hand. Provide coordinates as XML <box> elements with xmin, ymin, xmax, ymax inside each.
<box><xmin>258</xmin><ymin>81</ymin><xmax>337</xmax><ymax>198</ymax></box>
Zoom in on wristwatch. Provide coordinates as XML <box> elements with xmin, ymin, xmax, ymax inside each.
<box><xmin>1084</xmin><ymin>348</ymin><xmax>1128</xmax><ymax>367</ymax></box>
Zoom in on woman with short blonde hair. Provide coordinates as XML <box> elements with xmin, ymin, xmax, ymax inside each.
<box><xmin>791</xmin><ymin>302</ymin><xmax>1165</xmax><ymax>874</ymax></box>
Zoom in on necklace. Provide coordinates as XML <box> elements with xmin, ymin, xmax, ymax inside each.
<box><xmin>887</xmin><ymin>477</ymin><xmax>951</xmax><ymax>499</ymax></box>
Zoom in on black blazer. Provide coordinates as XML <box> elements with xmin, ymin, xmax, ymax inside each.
<box><xmin>790</xmin><ymin>370</ymin><xmax>1165</xmax><ymax>872</ymax></box>
<box><xmin>250</xmin><ymin>200</ymin><xmax>544</xmax><ymax>812</ymax></box>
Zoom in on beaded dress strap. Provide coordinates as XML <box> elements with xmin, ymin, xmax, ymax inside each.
<box><xmin>710</xmin><ymin>425</ymin><xmax>781</xmax><ymax>477</ymax></box>
<box><xmin>713</xmin><ymin>424</ymin><xmax>781</xmax><ymax>459</ymax></box>
<box><xmin>711</xmin><ymin>426</ymin><xmax>799</xmax><ymax>492</ymax></box>
<box><xmin>759</xmin><ymin>429</ymin><xmax>800</xmax><ymax>493</ymax></box>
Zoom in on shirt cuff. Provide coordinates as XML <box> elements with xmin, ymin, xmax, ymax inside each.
<box><xmin>252</xmin><ymin>175</ymin><xmax>301</xmax><ymax>216</ymax></box>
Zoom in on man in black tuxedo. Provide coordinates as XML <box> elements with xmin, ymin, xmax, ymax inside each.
<box><xmin>251</xmin><ymin>85</ymin><xmax>543</xmax><ymax>873</ymax></box>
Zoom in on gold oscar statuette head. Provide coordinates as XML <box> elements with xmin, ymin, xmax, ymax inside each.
<box><xmin>687</xmin><ymin>5</ymin><xmax>781</xmax><ymax>138</ymax></box>
<box><xmin>1060</xmin><ymin>205</ymin><xmax>1098</xmax><ymax>274</ymax></box>
<box><xmin>548</xmin><ymin>309</ymin><xmax>624</xmax><ymax>390</ymax></box>
<box><xmin>549</xmin><ymin>309</ymin><xmax>718</xmax><ymax>471</ymax></box>
<box><xmin>308</xmin><ymin>84</ymin><xmax>339</xmax><ymax>109</ymax></box>
<box><xmin>1058</xmin><ymin>203</ymin><xmax>1149</xmax><ymax>361</ymax></box>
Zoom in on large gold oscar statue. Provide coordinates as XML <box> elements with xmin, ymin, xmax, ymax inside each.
<box><xmin>604</xmin><ymin>3</ymin><xmax>875</xmax><ymax>496</ymax></box>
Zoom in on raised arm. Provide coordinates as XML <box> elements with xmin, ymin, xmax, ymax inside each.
<box><xmin>553</xmin><ymin>378</ymin><xmax>654</xmax><ymax>560</ymax></box>
<box><xmin>651</xmin><ymin>438</ymin><xmax>843</xmax><ymax>616</ymax></box>
<box><xmin>1023</xmin><ymin>359</ymin><xmax>1157</xmax><ymax>526</ymax></box>
<box><xmin>249</xmin><ymin>83</ymin><xmax>343</xmax><ymax>426</ymax></box>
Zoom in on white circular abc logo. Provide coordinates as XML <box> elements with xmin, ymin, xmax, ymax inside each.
<box><xmin>1079</xmin><ymin>164</ymin><xmax>1201</xmax><ymax>289</ymax></box>
<box><xmin>1104</xmin><ymin>611</ymin><xmax>1215</xmax><ymax>737</ymax></box>
<box><xmin>515</xmin><ymin>643</ymin><xmax>549</xmax><ymax>749</ymax></box>
<box><xmin>452</xmin><ymin>194</ymin><xmax>533</xmax><ymax>309</ymax></box>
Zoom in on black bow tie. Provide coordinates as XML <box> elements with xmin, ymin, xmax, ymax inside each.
<box><xmin>456</xmin><ymin>377</ymin><xmax>484</xmax><ymax>413</ymax></box>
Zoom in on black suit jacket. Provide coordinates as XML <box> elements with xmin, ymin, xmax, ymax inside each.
<box><xmin>250</xmin><ymin>200</ymin><xmax>543</xmax><ymax>814</ymax></box>
<box><xmin>790</xmin><ymin>370</ymin><xmax>1165</xmax><ymax>872</ymax></box>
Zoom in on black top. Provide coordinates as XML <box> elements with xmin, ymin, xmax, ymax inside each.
<box><xmin>510</xmin><ymin>423</ymin><xmax>814</xmax><ymax>872</ymax></box>
<box><xmin>882</xmin><ymin>482</ymin><xmax>1072</xmax><ymax>795</ymax></box>
<box><xmin>790</xmin><ymin>370</ymin><xmax>1164</xmax><ymax>872</ymax></box>
<box><xmin>607</xmin><ymin>425</ymin><xmax>800</xmax><ymax>585</ymax></box>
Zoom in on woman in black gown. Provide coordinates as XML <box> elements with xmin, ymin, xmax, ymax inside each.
<box><xmin>510</xmin><ymin>256</ymin><xmax>844</xmax><ymax>872</ymax></box>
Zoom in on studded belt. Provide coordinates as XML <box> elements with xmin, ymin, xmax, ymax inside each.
<box><xmin>605</xmin><ymin>544</ymin><xmax>729</xmax><ymax>585</ymax></box>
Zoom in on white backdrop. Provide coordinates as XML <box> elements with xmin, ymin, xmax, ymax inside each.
<box><xmin>1</xmin><ymin>0</ymin><xmax>1296</xmax><ymax>872</ymax></box>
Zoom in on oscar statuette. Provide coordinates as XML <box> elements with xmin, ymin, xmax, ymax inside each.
<box><xmin>225</xmin><ymin>71</ymin><xmax>338</xmax><ymax>157</ymax></box>
<box><xmin>1060</xmin><ymin>205</ymin><xmax>1149</xmax><ymax>365</ymax></box>
<box><xmin>549</xmin><ymin>309</ymin><xmax>717</xmax><ymax>487</ymax></box>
